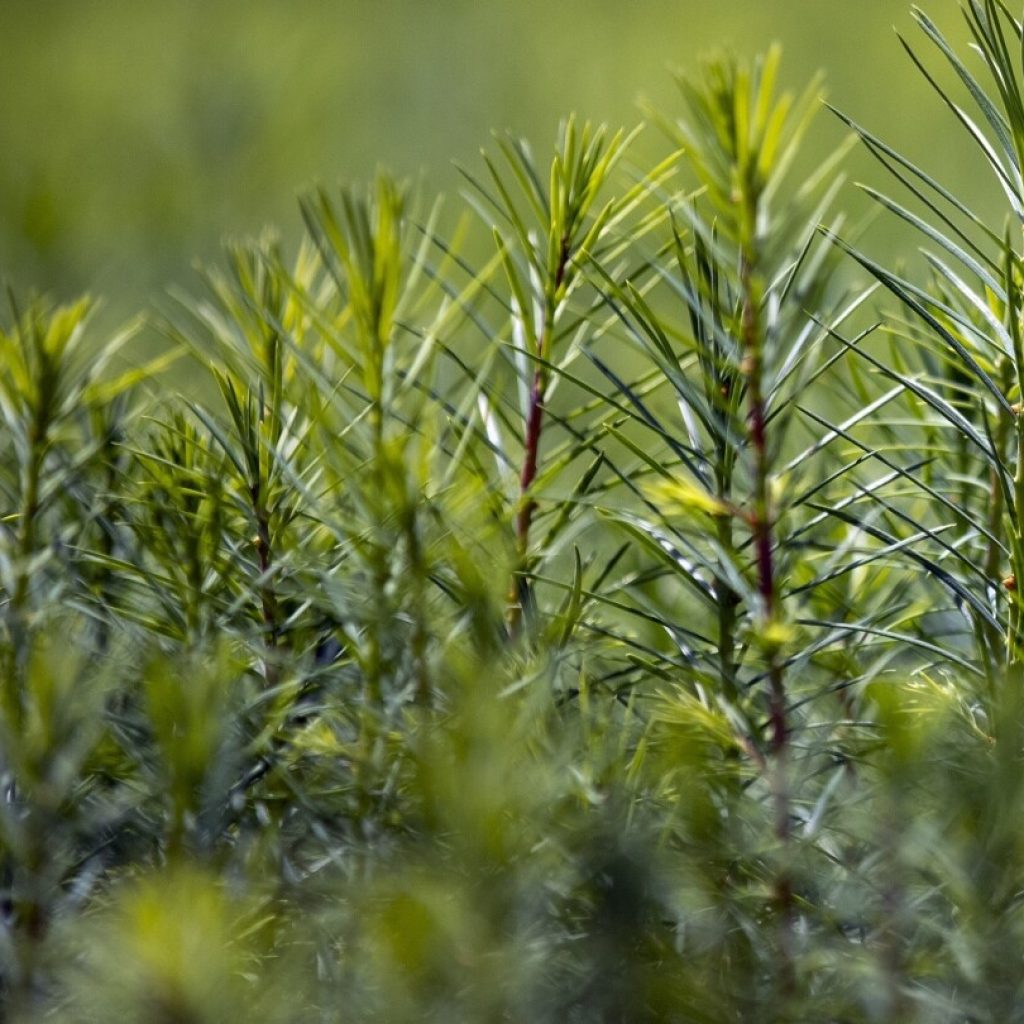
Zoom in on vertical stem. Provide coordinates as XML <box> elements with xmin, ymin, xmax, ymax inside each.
<box><xmin>3</xmin><ymin>367</ymin><xmax>52</xmax><ymax>1017</ymax></box>
<box><xmin>356</xmin><ymin>351</ymin><xmax>389</xmax><ymax>793</ymax></box>
<box><xmin>250</xmin><ymin>393</ymin><xmax>281</xmax><ymax>690</ymax></box>
<box><xmin>252</xmin><ymin>493</ymin><xmax>278</xmax><ymax>648</ymax></box>
<box><xmin>4</xmin><ymin>406</ymin><xmax>48</xmax><ymax>724</ymax></box>
<box><xmin>507</xmin><ymin>236</ymin><xmax>570</xmax><ymax>632</ymax></box>
<box><xmin>516</xmin><ymin>371</ymin><xmax>546</xmax><ymax>552</ymax></box>
<box><xmin>740</xmin><ymin>225</ymin><xmax>794</xmax><ymax>991</ymax></box>
<box><xmin>507</xmin><ymin>366</ymin><xmax>545</xmax><ymax>634</ymax></box>
<box><xmin>93</xmin><ymin>441</ymin><xmax>120</xmax><ymax>655</ymax></box>
<box><xmin>1011</xmin><ymin>406</ymin><xmax>1024</xmax><ymax>662</ymax></box>
<box><xmin>403</xmin><ymin>503</ymin><xmax>430</xmax><ymax>706</ymax></box>
<box><xmin>1005</xmin><ymin>244</ymin><xmax>1024</xmax><ymax>663</ymax></box>
<box><xmin>984</xmin><ymin>360</ymin><xmax>1012</xmax><ymax>665</ymax></box>
<box><xmin>714</xmin><ymin>491</ymin><xmax>740</xmax><ymax>699</ymax></box>
<box><xmin>740</xmin><ymin>255</ymin><xmax>787</xmax><ymax>777</ymax></box>
<box><xmin>12</xmin><ymin>429</ymin><xmax>42</xmax><ymax>618</ymax></box>
<box><xmin>367</xmin><ymin>393</ymin><xmax>387</xmax><ymax>710</ymax></box>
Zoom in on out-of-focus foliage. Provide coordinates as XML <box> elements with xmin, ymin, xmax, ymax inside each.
<box><xmin>4</xmin><ymin>2</ymin><xmax>1024</xmax><ymax>1021</ymax></box>
<box><xmin>0</xmin><ymin>0</ymin><xmax>975</xmax><ymax>317</ymax></box>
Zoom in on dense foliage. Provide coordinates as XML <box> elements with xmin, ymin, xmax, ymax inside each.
<box><xmin>4</xmin><ymin>2</ymin><xmax>1024</xmax><ymax>1020</ymax></box>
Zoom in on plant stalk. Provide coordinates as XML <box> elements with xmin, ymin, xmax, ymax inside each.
<box><xmin>740</xmin><ymin>233</ymin><xmax>794</xmax><ymax>992</ymax></box>
<box><xmin>508</xmin><ymin>235</ymin><xmax>570</xmax><ymax>631</ymax></box>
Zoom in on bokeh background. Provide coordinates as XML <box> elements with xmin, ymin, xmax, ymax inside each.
<box><xmin>0</xmin><ymin>0</ymin><xmax>980</xmax><ymax>320</ymax></box>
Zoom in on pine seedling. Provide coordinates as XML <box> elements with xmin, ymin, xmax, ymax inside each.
<box><xmin>835</xmin><ymin>1</ymin><xmax>1024</xmax><ymax>679</ymax></box>
<box><xmin>576</xmin><ymin>49</ymin><xmax>879</xmax><ymax>1002</ymax></box>
<box><xmin>464</xmin><ymin>118</ymin><xmax>676</xmax><ymax>631</ymax></box>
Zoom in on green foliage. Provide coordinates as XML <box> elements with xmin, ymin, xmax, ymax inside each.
<box><xmin>5</xmin><ymin>4</ymin><xmax>1024</xmax><ymax>1020</ymax></box>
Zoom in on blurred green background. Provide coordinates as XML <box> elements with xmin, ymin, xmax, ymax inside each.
<box><xmin>0</xmin><ymin>0</ymin><xmax>977</xmax><ymax>318</ymax></box>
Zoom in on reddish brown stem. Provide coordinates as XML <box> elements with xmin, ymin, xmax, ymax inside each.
<box><xmin>741</xmin><ymin>253</ymin><xmax>793</xmax><ymax>995</ymax></box>
<box><xmin>507</xmin><ymin>236</ymin><xmax>571</xmax><ymax>629</ymax></box>
<box><xmin>251</xmin><ymin>481</ymin><xmax>280</xmax><ymax>691</ymax></box>
<box><xmin>741</xmin><ymin>260</ymin><xmax>787</xmax><ymax>775</ymax></box>
<box><xmin>515</xmin><ymin>372</ymin><xmax>545</xmax><ymax>551</ymax></box>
